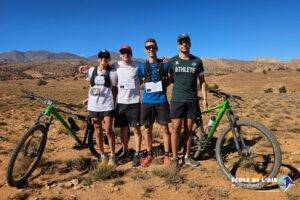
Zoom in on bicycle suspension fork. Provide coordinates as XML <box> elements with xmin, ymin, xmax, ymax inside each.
<box><xmin>226</xmin><ymin>109</ymin><xmax>247</xmax><ymax>156</ymax></box>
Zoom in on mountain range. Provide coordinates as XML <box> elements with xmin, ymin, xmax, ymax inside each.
<box><xmin>0</xmin><ymin>50</ymin><xmax>144</xmax><ymax>63</ymax></box>
<box><xmin>0</xmin><ymin>50</ymin><xmax>299</xmax><ymax>81</ymax></box>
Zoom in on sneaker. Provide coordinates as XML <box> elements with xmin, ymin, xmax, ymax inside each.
<box><xmin>164</xmin><ymin>155</ymin><xmax>171</xmax><ymax>168</ymax></box>
<box><xmin>170</xmin><ymin>157</ymin><xmax>180</xmax><ymax>169</ymax></box>
<box><xmin>184</xmin><ymin>156</ymin><xmax>200</xmax><ymax>167</ymax></box>
<box><xmin>141</xmin><ymin>155</ymin><xmax>153</xmax><ymax>167</ymax></box>
<box><xmin>132</xmin><ymin>154</ymin><xmax>141</xmax><ymax>167</ymax></box>
<box><xmin>98</xmin><ymin>155</ymin><xmax>108</xmax><ymax>167</ymax></box>
<box><xmin>117</xmin><ymin>151</ymin><xmax>130</xmax><ymax>165</ymax></box>
<box><xmin>108</xmin><ymin>156</ymin><xmax>117</xmax><ymax>168</ymax></box>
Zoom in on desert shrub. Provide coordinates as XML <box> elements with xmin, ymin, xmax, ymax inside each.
<box><xmin>264</xmin><ymin>88</ymin><xmax>273</xmax><ymax>93</ymax></box>
<box><xmin>279</xmin><ymin>86</ymin><xmax>287</xmax><ymax>93</ymax></box>
<box><xmin>207</xmin><ymin>83</ymin><xmax>219</xmax><ymax>90</ymax></box>
<box><xmin>37</xmin><ymin>78</ymin><xmax>47</xmax><ymax>86</ymax></box>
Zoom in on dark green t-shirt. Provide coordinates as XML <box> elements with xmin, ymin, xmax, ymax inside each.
<box><xmin>168</xmin><ymin>54</ymin><xmax>205</xmax><ymax>102</ymax></box>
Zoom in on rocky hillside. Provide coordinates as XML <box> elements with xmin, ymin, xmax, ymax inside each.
<box><xmin>0</xmin><ymin>59</ymin><xmax>92</xmax><ymax>81</ymax></box>
<box><xmin>0</xmin><ymin>50</ymin><xmax>299</xmax><ymax>80</ymax></box>
<box><xmin>203</xmin><ymin>58</ymin><xmax>300</xmax><ymax>75</ymax></box>
<box><xmin>0</xmin><ymin>50</ymin><xmax>86</xmax><ymax>62</ymax></box>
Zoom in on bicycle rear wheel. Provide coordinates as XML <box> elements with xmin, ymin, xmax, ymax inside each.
<box><xmin>6</xmin><ymin>123</ymin><xmax>47</xmax><ymax>187</ymax></box>
<box><xmin>215</xmin><ymin>119</ymin><xmax>281</xmax><ymax>189</ymax></box>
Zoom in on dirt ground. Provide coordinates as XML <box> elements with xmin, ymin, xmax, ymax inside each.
<box><xmin>0</xmin><ymin>71</ymin><xmax>299</xmax><ymax>200</ymax></box>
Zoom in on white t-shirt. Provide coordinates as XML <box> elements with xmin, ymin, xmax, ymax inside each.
<box><xmin>87</xmin><ymin>67</ymin><xmax>117</xmax><ymax>112</ymax></box>
<box><xmin>112</xmin><ymin>61</ymin><xmax>140</xmax><ymax>104</ymax></box>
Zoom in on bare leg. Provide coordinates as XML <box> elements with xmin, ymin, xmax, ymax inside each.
<box><xmin>102</xmin><ymin>116</ymin><xmax>115</xmax><ymax>155</ymax></box>
<box><xmin>93</xmin><ymin>118</ymin><xmax>104</xmax><ymax>155</ymax></box>
<box><xmin>183</xmin><ymin>118</ymin><xmax>194</xmax><ymax>156</ymax></box>
<box><xmin>159</xmin><ymin>124</ymin><xmax>171</xmax><ymax>153</ymax></box>
<box><xmin>144</xmin><ymin>125</ymin><xmax>153</xmax><ymax>152</ymax></box>
<box><xmin>120</xmin><ymin>126</ymin><xmax>129</xmax><ymax>151</ymax></box>
<box><xmin>171</xmin><ymin>118</ymin><xmax>183</xmax><ymax>158</ymax></box>
<box><xmin>132</xmin><ymin>126</ymin><xmax>142</xmax><ymax>152</ymax></box>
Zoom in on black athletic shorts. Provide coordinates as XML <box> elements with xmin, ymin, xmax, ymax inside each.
<box><xmin>114</xmin><ymin>103</ymin><xmax>141</xmax><ymax>128</ymax></box>
<box><xmin>141</xmin><ymin>102</ymin><xmax>171</xmax><ymax>128</ymax></box>
<box><xmin>89</xmin><ymin>110</ymin><xmax>114</xmax><ymax>120</ymax></box>
<box><xmin>170</xmin><ymin>101</ymin><xmax>202</xmax><ymax>122</ymax></box>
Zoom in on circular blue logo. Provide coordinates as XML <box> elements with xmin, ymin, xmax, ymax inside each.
<box><xmin>278</xmin><ymin>175</ymin><xmax>293</xmax><ymax>191</ymax></box>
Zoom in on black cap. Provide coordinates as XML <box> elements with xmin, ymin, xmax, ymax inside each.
<box><xmin>98</xmin><ymin>49</ymin><xmax>110</xmax><ymax>58</ymax></box>
<box><xmin>177</xmin><ymin>33</ymin><xmax>191</xmax><ymax>42</ymax></box>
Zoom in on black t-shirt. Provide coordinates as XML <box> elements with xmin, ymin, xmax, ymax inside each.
<box><xmin>168</xmin><ymin>54</ymin><xmax>205</xmax><ymax>102</ymax></box>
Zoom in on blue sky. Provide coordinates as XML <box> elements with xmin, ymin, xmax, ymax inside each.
<box><xmin>0</xmin><ymin>0</ymin><xmax>299</xmax><ymax>60</ymax></box>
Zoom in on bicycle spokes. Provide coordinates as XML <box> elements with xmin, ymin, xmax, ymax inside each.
<box><xmin>13</xmin><ymin>131</ymin><xmax>43</xmax><ymax>181</ymax></box>
<box><xmin>220</xmin><ymin>124</ymin><xmax>276</xmax><ymax>182</ymax></box>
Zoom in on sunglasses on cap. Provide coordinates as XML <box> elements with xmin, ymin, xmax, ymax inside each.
<box><xmin>178</xmin><ymin>38</ymin><xmax>191</xmax><ymax>45</ymax></box>
<box><xmin>120</xmin><ymin>49</ymin><xmax>132</xmax><ymax>55</ymax></box>
<box><xmin>145</xmin><ymin>45</ymin><xmax>158</xmax><ymax>51</ymax></box>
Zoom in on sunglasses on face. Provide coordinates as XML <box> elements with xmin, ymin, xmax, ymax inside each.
<box><xmin>178</xmin><ymin>38</ymin><xmax>191</xmax><ymax>45</ymax></box>
<box><xmin>145</xmin><ymin>45</ymin><xmax>157</xmax><ymax>51</ymax></box>
<box><xmin>99</xmin><ymin>55</ymin><xmax>110</xmax><ymax>60</ymax></box>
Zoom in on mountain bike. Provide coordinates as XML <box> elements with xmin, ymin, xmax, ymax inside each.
<box><xmin>6</xmin><ymin>90</ymin><xmax>105</xmax><ymax>187</ymax></box>
<box><xmin>191</xmin><ymin>88</ymin><xmax>282</xmax><ymax>189</ymax></box>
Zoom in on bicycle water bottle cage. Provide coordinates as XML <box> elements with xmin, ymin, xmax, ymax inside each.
<box><xmin>68</xmin><ymin>117</ymin><xmax>80</xmax><ymax>133</ymax></box>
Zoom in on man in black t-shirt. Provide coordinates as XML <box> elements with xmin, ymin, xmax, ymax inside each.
<box><xmin>168</xmin><ymin>34</ymin><xmax>208</xmax><ymax>167</ymax></box>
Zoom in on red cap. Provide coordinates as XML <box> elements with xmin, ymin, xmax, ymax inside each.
<box><xmin>119</xmin><ymin>44</ymin><xmax>132</xmax><ymax>53</ymax></box>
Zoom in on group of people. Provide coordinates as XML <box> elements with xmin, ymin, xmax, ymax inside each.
<box><xmin>79</xmin><ymin>34</ymin><xmax>208</xmax><ymax>169</ymax></box>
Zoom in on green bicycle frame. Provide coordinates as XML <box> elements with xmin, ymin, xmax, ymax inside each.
<box><xmin>44</xmin><ymin>105</ymin><xmax>83</xmax><ymax>145</ymax></box>
<box><xmin>201</xmin><ymin>99</ymin><xmax>230</xmax><ymax>139</ymax></box>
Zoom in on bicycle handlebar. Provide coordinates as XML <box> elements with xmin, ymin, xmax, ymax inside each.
<box><xmin>21</xmin><ymin>90</ymin><xmax>83</xmax><ymax>110</ymax></box>
<box><xmin>208</xmin><ymin>88</ymin><xmax>244</xmax><ymax>102</ymax></box>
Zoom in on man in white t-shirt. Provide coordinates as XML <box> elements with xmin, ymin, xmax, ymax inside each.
<box><xmin>113</xmin><ymin>45</ymin><xmax>142</xmax><ymax>167</ymax></box>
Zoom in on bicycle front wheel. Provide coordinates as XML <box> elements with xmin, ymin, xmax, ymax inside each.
<box><xmin>215</xmin><ymin>119</ymin><xmax>282</xmax><ymax>189</ymax></box>
<box><xmin>6</xmin><ymin>123</ymin><xmax>48</xmax><ymax>187</ymax></box>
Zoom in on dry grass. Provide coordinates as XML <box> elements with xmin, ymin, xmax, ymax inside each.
<box><xmin>112</xmin><ymin>178</ymin><xmax>125</xmax><ymax>186</ymax></box>
<box><xmin>80</xmin><ymin>176</ymin><xmax>93</xmax><ymax>186</ymax></box>
<box><xmin>65</xmin><ymin>157</ymin><xmax>94</xmax><ymax>171</ymax></box>
<box><xmin>8</xmin><ymin>191</ymin><xmax>30</xmax><ymax>200</ymax></box>
<box><xmin>49</xmin><ymin>195</ymin><xmax>64</xmax><ymax>200</ymax></box>
<box><xmin>92</xmin><ymin>165</ymin><xmax>125</xmax><ymax>181</ymax></box>
<box><xmin>142</xmin><ymin>185</ymin><xmax>155</xmax><ymax>198</ymax></box>
<box><xmin>152</xmin><ymin>168</ymin><xmax>184</xmax><ymax>188</ymax></box>
<box><xmin>187</xmin><ymin>180</ymin><xmax>203</xmax><ymax>189</ymax></box>
<box><xmin>0</xmin><ymin>135</ymin><xmax>9</xmax><ymax>142</ymax></box>
<box><xmin>39</xmin><ymin>159</ymin><xmax>62</xmax><ymax>174</ymax></box>
<box><xmin>131</xmin><ymin>170</ymin><xmax>150</xmax><ymax>181</ymax></box>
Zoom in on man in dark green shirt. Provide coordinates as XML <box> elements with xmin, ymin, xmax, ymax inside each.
<box><xmin>168</xmin><ymin>34</ymin><xmax>208</xmax><ymax>167</ymax></box>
